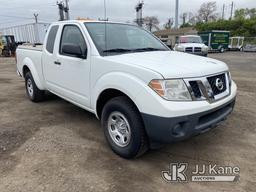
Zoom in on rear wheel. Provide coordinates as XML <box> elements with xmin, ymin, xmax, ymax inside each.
<box><xmin>101</xmin><ymin>96</ymin><xmax>148</xmax><ymax>158</ymax></box>
<box><xmin>220</xmin><ymin>47</ymin><xmax>225</xmax><ymax>53</ymax></box>
<box><xmin>25</xmin><ymin>72</ymin><xmax>44</xmax><ymax>102</ymax></box>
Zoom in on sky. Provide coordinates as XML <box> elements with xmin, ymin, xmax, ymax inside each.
<box><xmin>0</xmin><ymin>0</ymin><xmax>256</xmax><ymax>28</ymax></box>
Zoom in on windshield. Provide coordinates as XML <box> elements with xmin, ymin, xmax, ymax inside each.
<box><xmin>85</xmin><ymin>23</ymin><xmax>169</xmax><ymax>56</ymax></box>
<box><xmin>179</xmin><ymin>36</ymin><xmax>203</xmax><ymax>44</ymax></box>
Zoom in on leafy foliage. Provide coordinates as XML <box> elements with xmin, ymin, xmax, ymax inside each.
<box><xmin>234</xmin><ymin>8</ymin><xmax>256</xmax><ymax>20</ymax></box>
<box><xmin>195</xmin><ymin>9</ymin><xmax>256</xmax><ymax>37</ymax></box>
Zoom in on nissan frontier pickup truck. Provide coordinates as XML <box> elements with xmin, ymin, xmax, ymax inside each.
<box><xmin>16</xmin><ymin>20</ymin><xmax>237</xmax><ymax>158</ymax></box>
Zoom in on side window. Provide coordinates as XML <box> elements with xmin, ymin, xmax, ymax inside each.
<box><xmin>46</xmin><ymin>25</ymin><xmax>59</xmax><ymax>53</ymax></box>
<box><xmin>2</xmin><ymin>36</ymin><xmax>7</xmax><ymax>46</ymax></box>
<box><xmin>60</xmin><ymin>25</ymin><xmax>87</xmax><ymax>57</ymax></box>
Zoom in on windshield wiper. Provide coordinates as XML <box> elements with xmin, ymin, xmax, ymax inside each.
<box><xmin>103</xmin><ymin>47</ymin><xmax>167</xmax><ymax>54</ymax></box>
<box><xmin>132</xmin><ymin>47</ymin><xmax>167</xmax><ymax>52</ymax></box>
<box><xmin>103</xmin><ymin>48</ymin><xmax>132</xmax><ymax>53</ymax></box>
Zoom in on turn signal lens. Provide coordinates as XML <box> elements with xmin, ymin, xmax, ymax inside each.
<box><xmin>149</xmin><ymin>80</ymin><xmax>165</xmax><ymax>96</ymax></box>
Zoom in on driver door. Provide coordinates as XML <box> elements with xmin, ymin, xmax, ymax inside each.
<box><xmin>44</xmin><ymin>24</ymin><xmax>91</xmax><ymax>108</ymax></box>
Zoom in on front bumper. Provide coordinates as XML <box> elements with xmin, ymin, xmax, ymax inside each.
<box><xmin>141</xmin><ymin>97</ymin><xmax>236</xmax><ymax>144</ymax></box>
<box><xmin>185</xmin><ymin>51</ymin><xmax>208</xmax><ymax>56</ymax></box>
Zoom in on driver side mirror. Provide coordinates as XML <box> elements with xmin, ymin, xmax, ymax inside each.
<box><xmin>62</xmin><ymin>43</ymin><xmax>87</xmax><ymax>59</ymax></box>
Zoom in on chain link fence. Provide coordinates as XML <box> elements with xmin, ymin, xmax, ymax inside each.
<box><xmin>244</xmin><ymin>37</ymin><xmax>256</xmax><ymax>52</ymax></box>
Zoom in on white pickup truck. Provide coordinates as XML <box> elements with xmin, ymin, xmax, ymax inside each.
<box><xmin>174</xmin><ymin>35</ymin><xmax>209</xmax><ymax>56</ymax></box>
<box><xmin>16</xmin><ymin>20</ymin><xmax>237</xmax><ymax>158</ymax></box>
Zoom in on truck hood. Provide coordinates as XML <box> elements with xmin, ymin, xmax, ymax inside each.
<box><xmin>179</xmin><ymin>43</ymin><xmax>206</xmax><ymax>48</ymax></box>
<box><xmin>103</xmin><ymin>51</ymin><xmax>228</xmax><ymax>79</ymax></box>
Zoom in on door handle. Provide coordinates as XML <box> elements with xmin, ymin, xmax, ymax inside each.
<box><xmin>54</xmin><ymin>61</ymin><xmax>61</xmax><ymax>65</ymax></box>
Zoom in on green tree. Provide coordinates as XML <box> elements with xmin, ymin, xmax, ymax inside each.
<box><xmin>180</xmin><ymin>23</ymin><xmax>193</xmax><ymax>28</ymax></box>
<box><xmin>235</xmin><ymin>8</ymin><xmax>256</xmax><ymax>20</ymax></box>
<box><xmin>196</xmin><ymin>17</ymin><xmax>256</xmax><ymax>37</ymax></box>
<box><xmin>234</xmin><ymin>9</ymin><xmax>247</xmax><ymax>19</ymax></box>
<box><xmin>248</xmin><ymin>8</ymin><xmax>256</xmax><ymax>19</ymax></box>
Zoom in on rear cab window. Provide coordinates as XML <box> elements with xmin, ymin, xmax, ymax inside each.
<box><xmin>46</xmin><ymin>25</ymin><xmax>59</xmax><ymax>54</ymax></box>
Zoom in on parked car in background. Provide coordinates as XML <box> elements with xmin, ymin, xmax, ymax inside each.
<box><xmin>16</xmin><ymin>20</ymin><xmax>237</xmax><ymax>158</ymax></box>
<box><xmin>174</xmin><ymin>35</ymin><xmax>208</xmax><ymax>56</ymax></box>
<box><xmin>229</xmin><ymin>37</ymin><xmax>244</xmax><ymax>51</ymax></box>
<box><xmin>199</xmin><ymin>30</ymin><xmax>230</xmax><ymax>53</ymax></box>
<box><xmin>244</xmin><ymin>44</ymin><xmax>256</xmax><ymax>52</ymax></box>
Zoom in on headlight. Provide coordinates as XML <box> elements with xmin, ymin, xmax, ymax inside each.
<box><xmin>175</xmin><ymin>46</ymin><xmax>184</xmax><ymax>51</ymax></box>
<box><xmin>202</xmin><ymin>46</ymin><xmax>208</xmax><ymax>52</ymax></box>
<box><xmin>149</xmin><ymin>79</ymin><xmax>192</xmax><ymax>101</ymax></box>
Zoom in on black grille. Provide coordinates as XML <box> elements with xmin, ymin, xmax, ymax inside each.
<box><xmin>185</xmin><ymin>47</ymin><xmax>193</xmax><ymax>52</ymax></box>
<box><xmin>207</xmin><ymin>74</ymin><xmax>227</xmax><ymax>95</ymax></box>
<box><xmin>189</xmin><ymin>81</ymin><xmax>202</xmax><ymax>98</ymax></box>
<box><xmin>194</xmin><ymin>47</ymin><xmax>202</xmax><ymax>52</ymax></box>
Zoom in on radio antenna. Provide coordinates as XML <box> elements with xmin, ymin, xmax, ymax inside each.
<box><xmin>104</xmin><ymin>0</ymin><xmax>108</xmax><ymax>53</ymax></box>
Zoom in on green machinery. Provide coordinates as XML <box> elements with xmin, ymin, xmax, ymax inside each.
<box><xmin>198</xmin><ymin>30</ymin><xmax>230</xmax><ymax>53</ymax></box>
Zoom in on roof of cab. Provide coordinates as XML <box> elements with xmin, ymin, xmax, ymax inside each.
<box><xmin>51</xmin><ymin>19</ymin><xmax>131</xmax><ymax>25</ymax></box>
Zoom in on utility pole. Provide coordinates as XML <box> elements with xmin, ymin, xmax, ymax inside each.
<box><xmin>222</xmin><ymin>4</ymin><xmax>225</xmax><ymax>20</ymax></box>
<box><xmin>57</xmin><ymin>1</ymin><xmax>65</xmax><ymax>21</ymax></box>
<box><xmin>175</xmin><ymin>0</ymin><xmax>179</xmax><ymax>29</ymax></box>
<box><xmin>135</xmin><ymin>1</ymin><xmax>144</xmax><ymax>27</ymax></box>
<box><xmin>64</xmin><ymin>0</ymin><xmax>70</xmax><ymax>20</ymax></box>
<box><xmin>230</xmin><ymin>1</ymin><xmax>234</xmax><ymax>20</ymax></box>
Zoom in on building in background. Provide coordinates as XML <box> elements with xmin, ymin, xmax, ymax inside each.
<box><xmin>154</xmin><ymin>27</ymin><xmax>198</xmax><ymax>48</ymax></box>
<box><xmin>0</xmin><ymin>22</ymin><xmax>50</xmax><ymax>44</ymax></box>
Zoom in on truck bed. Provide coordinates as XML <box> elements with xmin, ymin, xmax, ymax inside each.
<box><xmin>16</xmin><ymin>44</ymin><xmax>44</xmax><ymax>90</ymax></box>
<box><xmin>18</xmin><ymin>44</ymin><xmax>43</xmax><ymax>52</ymax></box>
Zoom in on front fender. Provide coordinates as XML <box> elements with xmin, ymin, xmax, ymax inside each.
<box><xmin>92</xmin><ymin>72</ymin><xmax>149</xmax><ymax>114</ymax></box>
<box><xmin>22</xmin><ymin>57</ymin><xmax>45</xmax><ymax>90</ymax></box>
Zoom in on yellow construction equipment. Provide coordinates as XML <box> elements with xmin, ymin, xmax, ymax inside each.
<box><xmin>0</xmin><ymin>35</ymin><xmax>16</xmax><ymax>57</ymax></box>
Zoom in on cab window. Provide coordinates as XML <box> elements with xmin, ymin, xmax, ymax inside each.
<box><xmin>46</xmin><ymin>25</ymin><xmax>59</xmax><ymax>54</ymax></box>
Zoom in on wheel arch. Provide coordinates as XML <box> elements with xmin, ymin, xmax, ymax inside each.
<box><xmin>21</xmin><ymin>57</ymin><xmax>45</xmax><ymax>90</ymax></box>
<box><xmin>92</xmin><ymin>72</ymin><xmax>153</xmax><ymax>119</ymax></box>
<box><xmin>96</xmin><ymin>88</ymin><xmax>140</xmax><ymax>119</ymax></box>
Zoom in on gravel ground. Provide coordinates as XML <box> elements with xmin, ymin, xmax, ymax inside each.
<box><xmin>0</xmin><ymin>52</ymin><xmax>255</xmax><ymax>192</ymax></box>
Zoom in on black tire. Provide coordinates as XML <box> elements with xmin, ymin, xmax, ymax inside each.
<box><xmin>2</xmin><ymin>50</ymin><xmax>10</xmax><ymax>57</ymax></box>
<box><xmin>25</xmin><ymin>72</ymin><xmax>44</xmax><ymax>102</ymax></box>
<box><xmin>101</xmin><ymin>96</ymin><xmax>148</xmax><ymax>159</ymax></box>
<box><xmin>220</xmin><ymin>47</ymin><xmax>225</xmax><ymax>53</ymax></box>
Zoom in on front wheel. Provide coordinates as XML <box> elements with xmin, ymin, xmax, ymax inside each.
<box><xmin>25</xmin><ymin>72</ymin><xmax>44</xmax><ymax>102</ymax></box>
<box><xmin>101</xmin><ymin>96</ymin><xmax>148</xmax><ymax>159</ymax></box>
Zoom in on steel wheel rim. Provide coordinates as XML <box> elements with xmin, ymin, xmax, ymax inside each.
<box><xmin>107</xmin><ymin>111</ymin><xmax>131</xmax><ymax>147</ymax></box>
<box><xmin>27</xmin><ymin>79</ymin><xmax>34</xmax><ymax>97</ymax></box>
